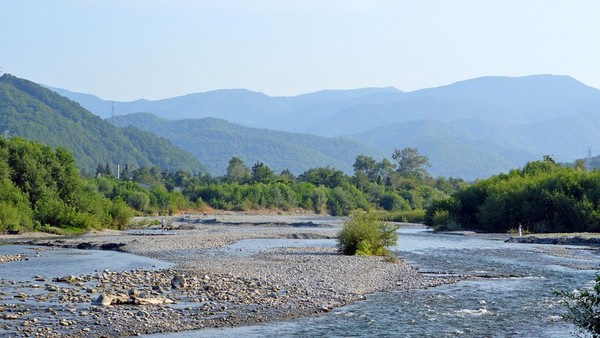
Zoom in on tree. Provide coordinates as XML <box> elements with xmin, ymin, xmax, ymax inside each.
<box><xmin>278</xmin><ymin>169</ymin><xmax>296</xmax><ymax>183</ymax></box>
<box><xmin>299</xmin><ymin>167</ymin><xmax>348</xmax><ymax>188</ymax></box>
<box><xmin>104</xmin><ymin>163</ymin><xmax>112</xmax><ymax>177</ymax></box>
<box><xmin>251</xmin><ymin>161</ymin><xmax>275</xmax><ymax>184</ymax></box>
<box><xmin>354</xmin><ymin>155</ymin><xmax>378</xmax><ymax>180</ymax></box>
<box><xmin>120</xmin><ymin>163</ymin><xmax>131</xmax><ymax>180</ymax></box>
<box><xmin>392</xmin><ymin>147</ymin><xmax>431</xmax><ymax>180</ymax></box>
<box><xmin>226</xmin><ymin>157</ymin><xmax>250</xmax><ymax>183</ymax></box>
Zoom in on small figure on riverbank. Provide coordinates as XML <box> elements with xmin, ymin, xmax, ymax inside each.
<box><xmin>518</xmin><ymin>223</ymin><xmax>523</xmax><ymax>237</ymax></box>
<box><xmin>161</xmin><ymin>218</ymin><xmax>166</xmax><ymax>231</ymax></box>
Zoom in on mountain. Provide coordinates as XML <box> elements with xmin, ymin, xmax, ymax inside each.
<box><xmin>351</xmin><ymin>119</ymin><xmax>537</xmax><ymax>179</ymax></box>
<box><xmin>51</xmin><ymin>74</ymin><xmax>600</xmax><ymax>180</ymax></box>
<box><xmin>49</xmin><ymin>86</ymin><xmax>402</xmax><ymax>127</ymax></box>
<box><xmin>0</xmin><ymin>74</ymin><xmax>207</xmax><ymax>174</ymax></box>
<box><xmin>297</xmin><ymin>75</ymin><xmax>600</xmax><ymax>137</ymax></box>
<box><xmin>112</xmin><ymin>113</ymin><xmax>384</xmax><ymax>175</ymax></box>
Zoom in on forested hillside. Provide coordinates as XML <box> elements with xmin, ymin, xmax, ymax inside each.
<box><xmin>112</xmin><ymin>113</ymin><xmax>384</xmax><ymax>175</ymax></box>
<box><xmin>0</xmin><ymin>74</ymin><xmax>206</xmax><ymax>174</ymax></box>
<box><xmin>54</xmin><ymin>75</ymin><xmax>600</xmax><ymax>180</ymax></box>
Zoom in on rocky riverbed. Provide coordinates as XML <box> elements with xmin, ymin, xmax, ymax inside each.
<box><xmin>0</xmin><ymin>213</ymin><xmax>454</xmax><ymax>337</ymax></box>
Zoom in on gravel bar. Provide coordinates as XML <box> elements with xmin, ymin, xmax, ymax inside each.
<box><xmin>0</xmin><ymin>213</ymin><xmax>455</xmax><ymax>337</ymax></box>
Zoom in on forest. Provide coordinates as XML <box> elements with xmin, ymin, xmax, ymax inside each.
<box><xmin>426</xmin><ymin>156</ymin><xmax>600</xmax><ymax>233</ymax></box>
<box><xmin>0</xmin><ymin>137</ymin><xmax>460</xmax><ymax>233</ymax></box>
<box><xmin>3</xmin><ymin>135</ymin><xmax>600</xmax><ymax>235</ymax></box>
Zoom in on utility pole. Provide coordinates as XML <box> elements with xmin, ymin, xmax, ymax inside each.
<box><xmin>111</xmin><ymin>101</ymin><xmax>115</xmax><ymax>125</ymax></box>
<box><xmin>587</xmin><ymin>147</ymin><xmax>593</xmax><ymax>171</ymax></box>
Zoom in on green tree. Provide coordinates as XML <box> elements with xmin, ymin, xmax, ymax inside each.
<box><xmin>299</xmin><ymin>167</ymin><xmax>348</xmax><ymax>188</ymax></box>
<box><xmin>251</xmin><ymin>161</ymin><xmax>275</xmax><ymax>184</ymax></box>
<box><xmin>226</xmin><ymin>157</ymin><xmax>250</xmax><ymax>183</ymax></box>
<box><xmin>392</xmin><ymin>147</ymin><xmax>431</xmax><ymax>180</ymax></box>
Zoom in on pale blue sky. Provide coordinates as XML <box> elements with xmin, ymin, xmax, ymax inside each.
<box><xmin>2</xmin><ymin>0</ymin><xmax>599</xmax><ymax>101</ymax></box>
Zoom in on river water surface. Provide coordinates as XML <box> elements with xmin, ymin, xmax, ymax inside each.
<box><xmin>151</xmin><ymin>228</ymin><xmax>599</xmax><ymax>337</ymax></box>
<box><xmin>2</xmin><ymin>227</ymin><xmax>598</xmax><ymax>337</ymax></box>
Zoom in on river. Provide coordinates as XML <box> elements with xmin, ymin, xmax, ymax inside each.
<box><xmin>150</xmin><ymin>227</ymin><xmax>599</xmax><ymax>337</ymax></box>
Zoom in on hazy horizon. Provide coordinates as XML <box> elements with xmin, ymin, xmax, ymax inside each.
<box><xmin>2</xmin><ymin>1</ymin><xmax>599</xmax><ymax>101</ymax></box>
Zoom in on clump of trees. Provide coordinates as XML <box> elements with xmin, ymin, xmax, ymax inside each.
<box><xmin>0</xmin><ymin>137</ymin><xmax>131</xmax><ymax>234</ymax></box>
<box><xmin>337</xmin><ymin>211</ymin><xmax>399</xmax><ymax>256</ymax></box>
<box><xmin>426</xmin><ymin>156</ymin><xmax>600</xmax><ymax>233</ymax></box>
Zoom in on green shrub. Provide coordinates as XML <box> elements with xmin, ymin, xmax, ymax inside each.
<box><xmin>337</xmin><ymin>211</ymin><xmax>399</xmax><ymax>256</ymax></box>
<box><xmin>555</xmin><ymin>273</ymin><xmax>600</xmax><ymax>336</ymax></box>
<box><xmin>378</xmin><ymin>209</ymin><xmax>426</xmax><ymax>223</ymax></box>
<box><xmin>431</xmin><ymin>210</ymin><xmax>463</xmax><ymax>232</ymax></box>
<box><xmin>0</xmin><ymin>201</ymin><xmax>33</xmax><ymax>233</ymax></box>
<box><xmin>109</xmin><ymin>198</ymin><xmax>134</xmax><ymax>230</ymax></box>
<box><xmin>126</xmin><ymin>191</ymin><xmax>151</xmax><ymax>212</ymax></box>
<box><xmin>379</xmin><ymin>192</ymin><xmax>410</xmax><ymax>211</ymax></box>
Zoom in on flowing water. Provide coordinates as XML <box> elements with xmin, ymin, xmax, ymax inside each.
<box><xmin>0</xmin><ymin>244</ymin><xmax>172</xmax><ymax>282</ymax></box>
<box><xmin>150</xmin><ymin>228</ymin><xmax>599</xmax><ymax>337</ymax></box>
<box><xmin>2</xmin><ymin>228</ymin><xmax>598</xmax><ymax>337</ymax></box>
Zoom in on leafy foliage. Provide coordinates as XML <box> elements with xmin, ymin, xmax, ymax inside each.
<box><xmin>0</xmin><ymin>137</ymin><xmax>128</xmax><ymax>233</ymax></box>
<box><xmin>427</xmin><ymin>156</ymin><xmax>600</xmax><ymax>233</ymax></box>
<box><xmin>555</xmin><ymin>274</ymin><xmax>600</xmax><ymax>336</ymax></box>
<box><xmin>337</xmin><ymin>211</ymin><xmax>399</xmax><ymax>256</ymax></box>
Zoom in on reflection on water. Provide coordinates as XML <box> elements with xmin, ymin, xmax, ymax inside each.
<box><xmin>149</xmin><ymin>228</ymin><xmax>599</xmax><ymax>337</ymax></box>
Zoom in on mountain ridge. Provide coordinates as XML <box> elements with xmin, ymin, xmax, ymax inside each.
<box><xmin>50</xmin><ymin>74</ymin><xmax>600</xmax><ymax>180</ymax></box>
<box><xmin>1</xmin><ymin>74</ymin><xmax>207</xmax><ymax>174</ymax></box>
<box><xmin>112</xmin><ymin>113</ymin><xmax>384</xmax><ymax>175</ymax></box>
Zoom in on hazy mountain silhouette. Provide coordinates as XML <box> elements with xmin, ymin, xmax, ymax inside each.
<box><xmin>112</xmin><ymin>113</ymin><xmax>384</xmax><ymax>175</ymax></box>
<box><xmin>50</xmin><ymin>74</ymin><xmax>600</xmax><ymax>180</ymax></box>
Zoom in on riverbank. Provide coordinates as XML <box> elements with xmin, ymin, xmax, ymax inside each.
<box><xmin>0</xmin><ymin>214</ymin><xmax>453</xmax><ymax>337</ymax></box>
<box><xmin>506</xmin><ymin>233</ymin><xmax>600</xmax><ymax>246</ymax></box>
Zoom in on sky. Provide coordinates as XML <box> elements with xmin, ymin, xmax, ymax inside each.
<box><xmin>2</xmin><ymin>0</ymin><xmax>599</xmax><ymax>101</ymax></box>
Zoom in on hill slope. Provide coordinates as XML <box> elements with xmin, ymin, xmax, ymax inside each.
<box><xmin>112</xmin><ymin>113</ymin><xmax>384</xmax><ymax>175</ymax></box>
<box><xmin>52</xmin><ymin>75</ymin><xmax>600</xmax><ymax>180</ymax></box>
<box><xmin>0</xmin><ymin>74</ymin><xmax>206</xmax><ymax>174</ymax></box>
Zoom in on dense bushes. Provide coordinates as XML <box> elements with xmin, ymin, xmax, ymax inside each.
<box><xmin>0</xmin><ymin>137</ymin><xmax>131</xmax><ymax>233</ymax></box>
<box><xmin>426</xmin><ymin>157</ymin><xmax>600</xmax><ymax>233</ymax></box>
<box><xmin>0</xmin><ymin>139</ymin><xmax>459</xmax><ymax>234</ymax></box>
<box><xmin>337</xmin><ymin>211</ymin><xmax>399</xmax><ymax>256</ymax></box>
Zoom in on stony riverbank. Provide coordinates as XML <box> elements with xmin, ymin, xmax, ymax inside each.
<box><xmin>0</xmin><ymin>214</ymin><xmax>455</xmax><ymax>337</ymax></box>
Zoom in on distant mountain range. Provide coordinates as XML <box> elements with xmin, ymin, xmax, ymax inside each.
<box><xmin>111</xmin><ymin>113</ymin><xmax>383</xmax><ymax>175</ymax></box>
<box><xmin>49</xmin><ymin>74</ymin><xmax>600</xmax><ymax>180</ymax></box>
<box><xmin>0</xmin><ymin>74</ymin><xmax>207</xmax><ymax>175</ymax></box>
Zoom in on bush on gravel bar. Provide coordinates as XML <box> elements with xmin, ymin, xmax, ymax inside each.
<box><xmin>337</xmin><ymin>211</ymin><xmax>399</xmax><ymax>256</ymax></box>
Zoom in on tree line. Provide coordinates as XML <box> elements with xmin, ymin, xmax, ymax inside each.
<box><xmin>426</xmin><ymin>156</ymin><xmax>600</xmax><ymax>233</ymax></box>
<box><xmin>4</xmin><ymin>136</ymin><xmax>600</xmax><ymax>235</ymax></box>
<box><xmin>95</xmin><ymin>147</ymin><xmax>463</xmax><ymax>218</ymax></box>
<box><xmin>1</xmin><ymin>137</ymin><xmax>464</xmax><ymax>233</ymax></box>
<box><xmin>0</xmin><ymin>137</ymin><xmax>132</xmax><ymax>234</ymax></box>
